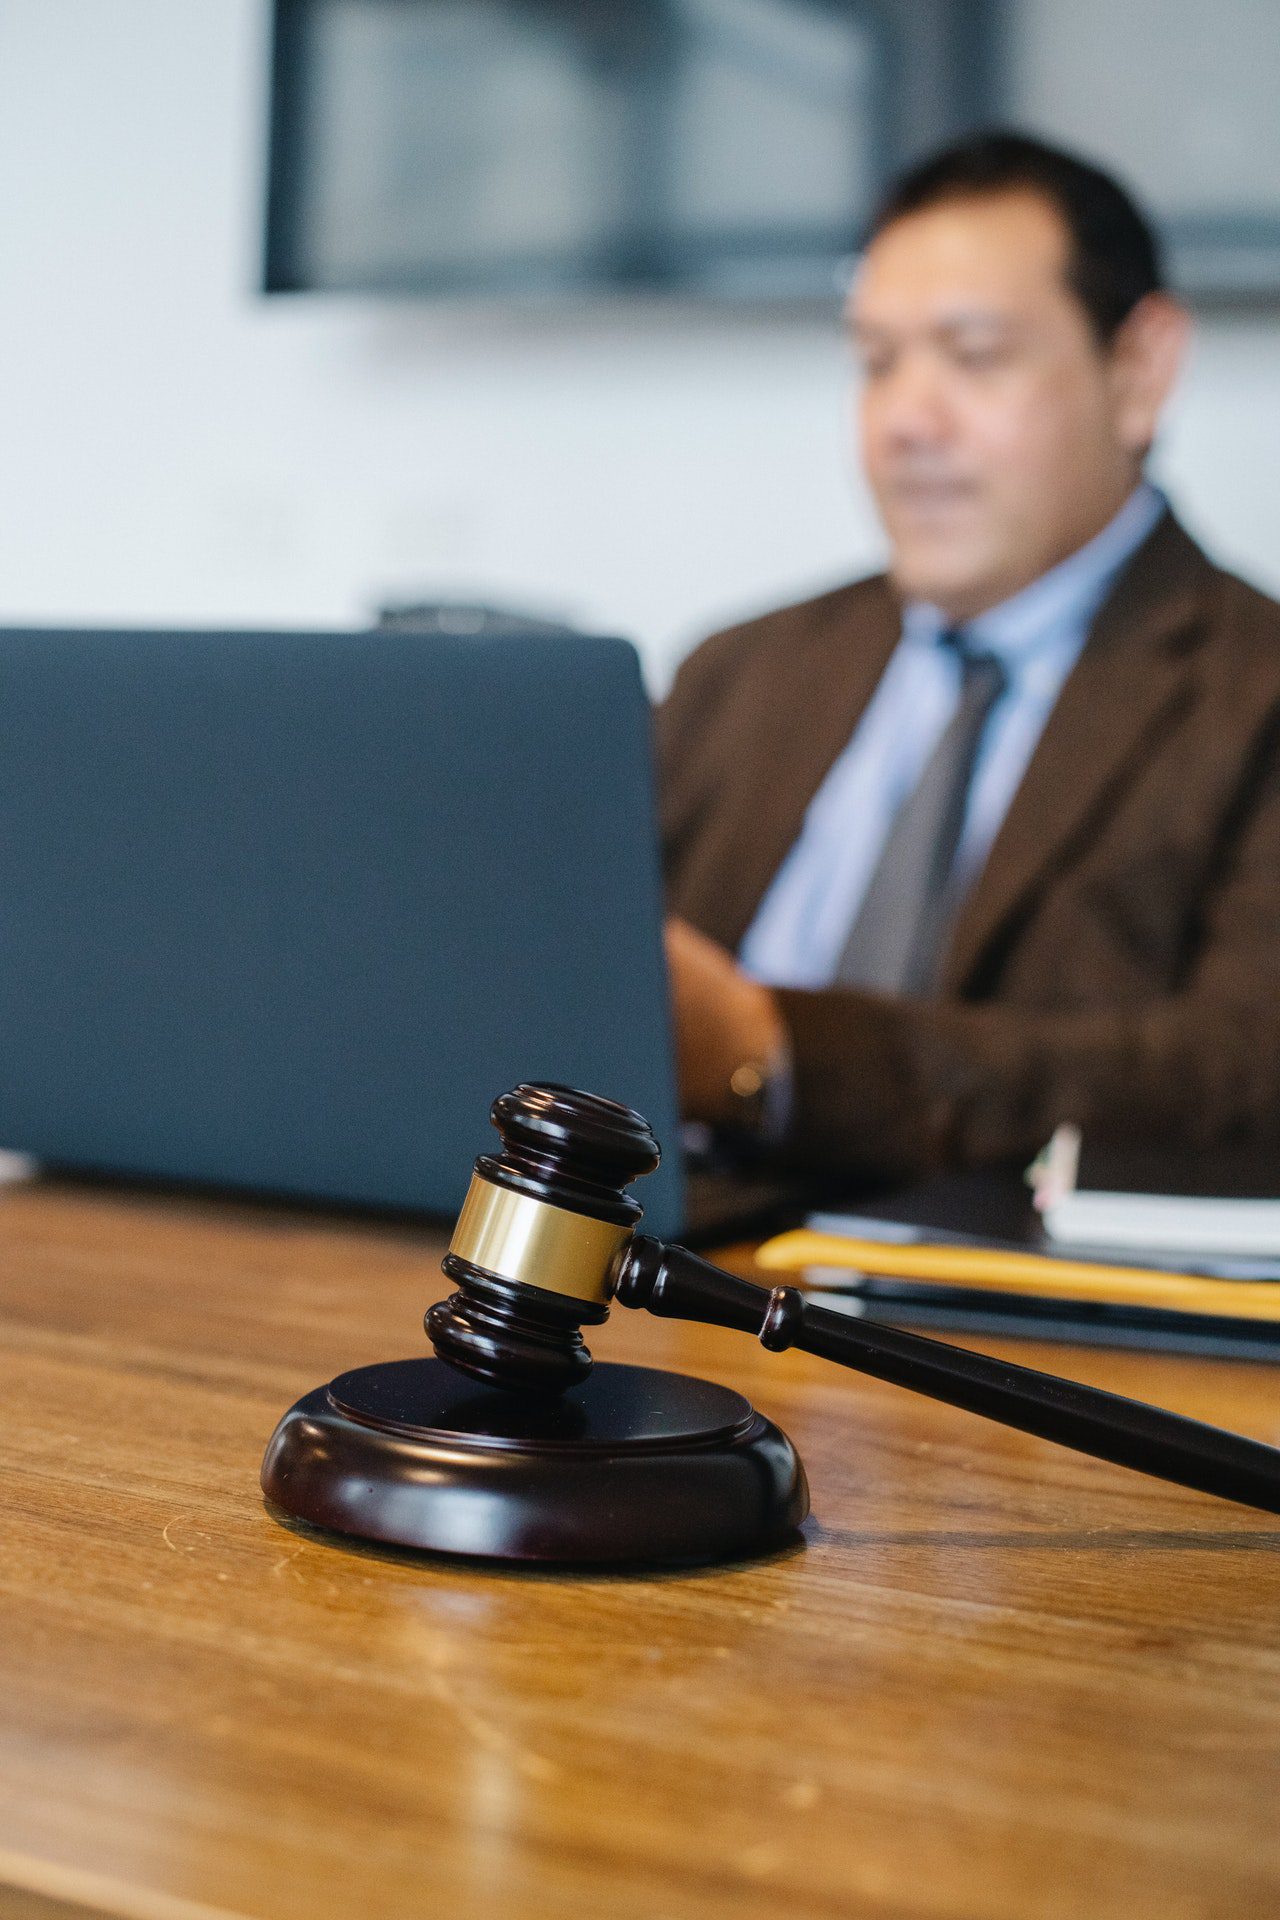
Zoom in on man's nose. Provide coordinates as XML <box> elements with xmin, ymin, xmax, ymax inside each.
<box><xmin>870</xmin><ymin>351</ymin><xmax>953</xmax><ymax>448</ymax></box>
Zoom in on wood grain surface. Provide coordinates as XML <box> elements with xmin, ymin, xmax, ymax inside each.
<box><xmin>3</xmin><ymin>1175</ymin><xmax>1279</xmax><ymax>1920</ymax></box>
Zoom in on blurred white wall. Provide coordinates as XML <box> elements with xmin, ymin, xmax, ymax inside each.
<box><xmin>0</xmin><ymin>0</ymin><xmax>1277</xmax><ymax>694</ymax></box>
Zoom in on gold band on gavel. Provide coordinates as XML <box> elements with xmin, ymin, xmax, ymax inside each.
<box><xmin>447</xmin><ymin>1173</ymin><xmax>631</xmax><ymax>1304</ymax></box>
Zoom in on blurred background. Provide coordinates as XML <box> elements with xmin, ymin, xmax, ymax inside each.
<box><xmin>1</xmin><ymin>0</ymin><xmax>1277</xmax><ymax>691</ymax></box>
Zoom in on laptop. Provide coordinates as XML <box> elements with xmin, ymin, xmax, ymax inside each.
<box><xmin>0</xmin><ymin>623</ymin><xmax>706</xmax><ymax>1235</ymax></box>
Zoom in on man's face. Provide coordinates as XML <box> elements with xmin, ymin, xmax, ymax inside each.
<box><xmin>850</xmin><ymin>190</ymin><xmax>1169</xmax><ymax>621</ymax></box>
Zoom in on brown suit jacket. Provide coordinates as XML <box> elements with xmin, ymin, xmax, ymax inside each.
<box><xmin>657</xmin><ymin>513</ymin><xmax>1280</xmax><ymax>1176</ymax></box>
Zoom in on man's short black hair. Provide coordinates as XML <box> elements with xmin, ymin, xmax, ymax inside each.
<box><xmin>865</xmin><ymin>129</ymin><xmax>1165</xmax><ymax>343</ymax></box>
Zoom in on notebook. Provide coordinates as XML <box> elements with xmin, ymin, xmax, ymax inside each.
<box><xmin>1032</xmin><ymin>1124</ymin><xmax>1280</xmax><ymax>1257</ymax></box>
<box><xmin>760</xmin><ymin>1169</ymin><xmax>1280</xmax><ymax>1358</ymax></box>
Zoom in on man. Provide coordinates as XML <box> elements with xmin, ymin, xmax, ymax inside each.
<box><xmin>660</xmin><ymin>131</ymin><xmax>1280</xmax><ymax>1179</ymax></box>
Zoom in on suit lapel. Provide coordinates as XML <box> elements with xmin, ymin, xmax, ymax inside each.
<box><xmin>715</xmin><ymin>580</ymin><xmax>902</xmax><ymax>949</ymax></box>
<box><xmin>940</xmin><ymin>514</ymin><xmax>1214</xmax><ymax>992</ymax></box>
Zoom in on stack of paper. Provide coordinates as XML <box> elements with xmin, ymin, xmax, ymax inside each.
<box><xmin>755</xmin><ymin>1208</ymin><xmax>1280</xmax><ymax>1357</ymax></box>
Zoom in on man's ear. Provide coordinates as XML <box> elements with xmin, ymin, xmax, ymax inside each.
<box><xmin>1109</xmin><ymin>292</ymin><xmax>1192</xmax><ymax>457</ymax></box>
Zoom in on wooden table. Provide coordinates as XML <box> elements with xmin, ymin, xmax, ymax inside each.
<box><xmin>3</xmin><ymin>1176</ymin><xmax>1280</xmax><ymax>1920</ymax></box>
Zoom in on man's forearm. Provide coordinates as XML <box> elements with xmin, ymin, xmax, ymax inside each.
<box><xmin>774</xmin><ymin>985</ymin><xmax>1280</xmax><ymax>1179</ymax></box>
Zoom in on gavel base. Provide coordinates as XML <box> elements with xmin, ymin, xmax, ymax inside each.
<box><xmin>261</xmin><ymin>1358</ymin><xmax>809</xmax><ymax>1567</ymax></box>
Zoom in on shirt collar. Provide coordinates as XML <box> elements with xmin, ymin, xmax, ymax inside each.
<box><xmin>902</xmin><ymin>482</ymin><xmax>1166</xmax><ymax>674</ymax></box>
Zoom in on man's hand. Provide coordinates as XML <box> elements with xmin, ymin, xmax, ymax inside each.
<box><xmin>664</xmin><ymin>916</ymin><xmax>787</xmax><ymax>1124</ymax></box>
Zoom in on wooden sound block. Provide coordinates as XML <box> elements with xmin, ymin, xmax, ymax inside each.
<box><xmin>261</xmin><ymin>1358</ymin><xmax>809</xmax><ymax>1567</ymax></box>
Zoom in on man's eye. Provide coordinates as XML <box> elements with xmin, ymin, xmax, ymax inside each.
<box><xmin>857</xmin><ymin>350</ymin><xmax>895</xmax><ymax>380</ymax></box>
<box><xmin>950</xmin><ymin>342</ymin><xmax>1009</xmax><ymax>371</ymax></box>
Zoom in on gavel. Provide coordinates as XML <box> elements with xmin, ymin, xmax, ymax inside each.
<box><xmin>428</xmin><ymin>1083</ymin><xmax>1280</xmax><ymax>1512</ymax></box>
<box><xmin>262</xmin><ymin>1081</ymin><xmax>1280</xmax><ymax>1566</ymax></box>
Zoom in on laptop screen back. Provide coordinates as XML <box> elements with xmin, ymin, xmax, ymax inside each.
<box><xmin>0</xmin><ymin>626</ymin><xmax>684</xmax><ymax>1234</ymax></box>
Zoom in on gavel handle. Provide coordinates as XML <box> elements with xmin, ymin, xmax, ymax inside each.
<box><xmin>612</xmin><ymin>1235</ymin><xmax>1280</xmax><ymax>1515</ymax></box>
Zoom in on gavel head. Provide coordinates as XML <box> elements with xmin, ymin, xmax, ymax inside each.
<box><xmin>425</xmin><ymin>1083</ymin><xmax>660</xmax><ymax>1393</ymax></box>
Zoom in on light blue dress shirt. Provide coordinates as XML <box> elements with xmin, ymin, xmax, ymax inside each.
<box><xmin>738</xmin><ymin>483</ymin><xmax>1167</xmax><ymax>990</ymax></box>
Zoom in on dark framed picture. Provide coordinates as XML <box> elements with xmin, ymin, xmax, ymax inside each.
<box><xmin>262</xmin><ymin>0</ymin><xmax>992</xmax><ymax>299</ymax></box>
<box><xmin>263</xmin><ymin>0</ymin><xmax>1280</xmax><ymax>303</ymax></box>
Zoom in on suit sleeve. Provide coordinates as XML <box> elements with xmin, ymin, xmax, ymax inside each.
<box><xmin>653</xmin><ymin>625</ymin><xmax>750</xmax><ymax>878</ymax></box>
<box><xmin>773</xmin><ymin>725</ymin><xmax>1280</xmax><ymax>1178</ymax></box>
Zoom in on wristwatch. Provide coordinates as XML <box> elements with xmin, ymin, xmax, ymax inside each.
<box><xmin>725</xmin><ymin>1040</ymin><xmax>792</xmax><ymax>1142</ymax></box>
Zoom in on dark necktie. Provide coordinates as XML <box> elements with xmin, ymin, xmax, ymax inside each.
<box><xmin>833</xmin><ymin>634</ymin><xmax>1008</xmax><ymax>996</ymax></box>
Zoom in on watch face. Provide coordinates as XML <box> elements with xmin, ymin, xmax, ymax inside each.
<box><xmin>726</xmin><ymin>1058</ymin><xmax>771</xmax><ymax>1137</ymax></box>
